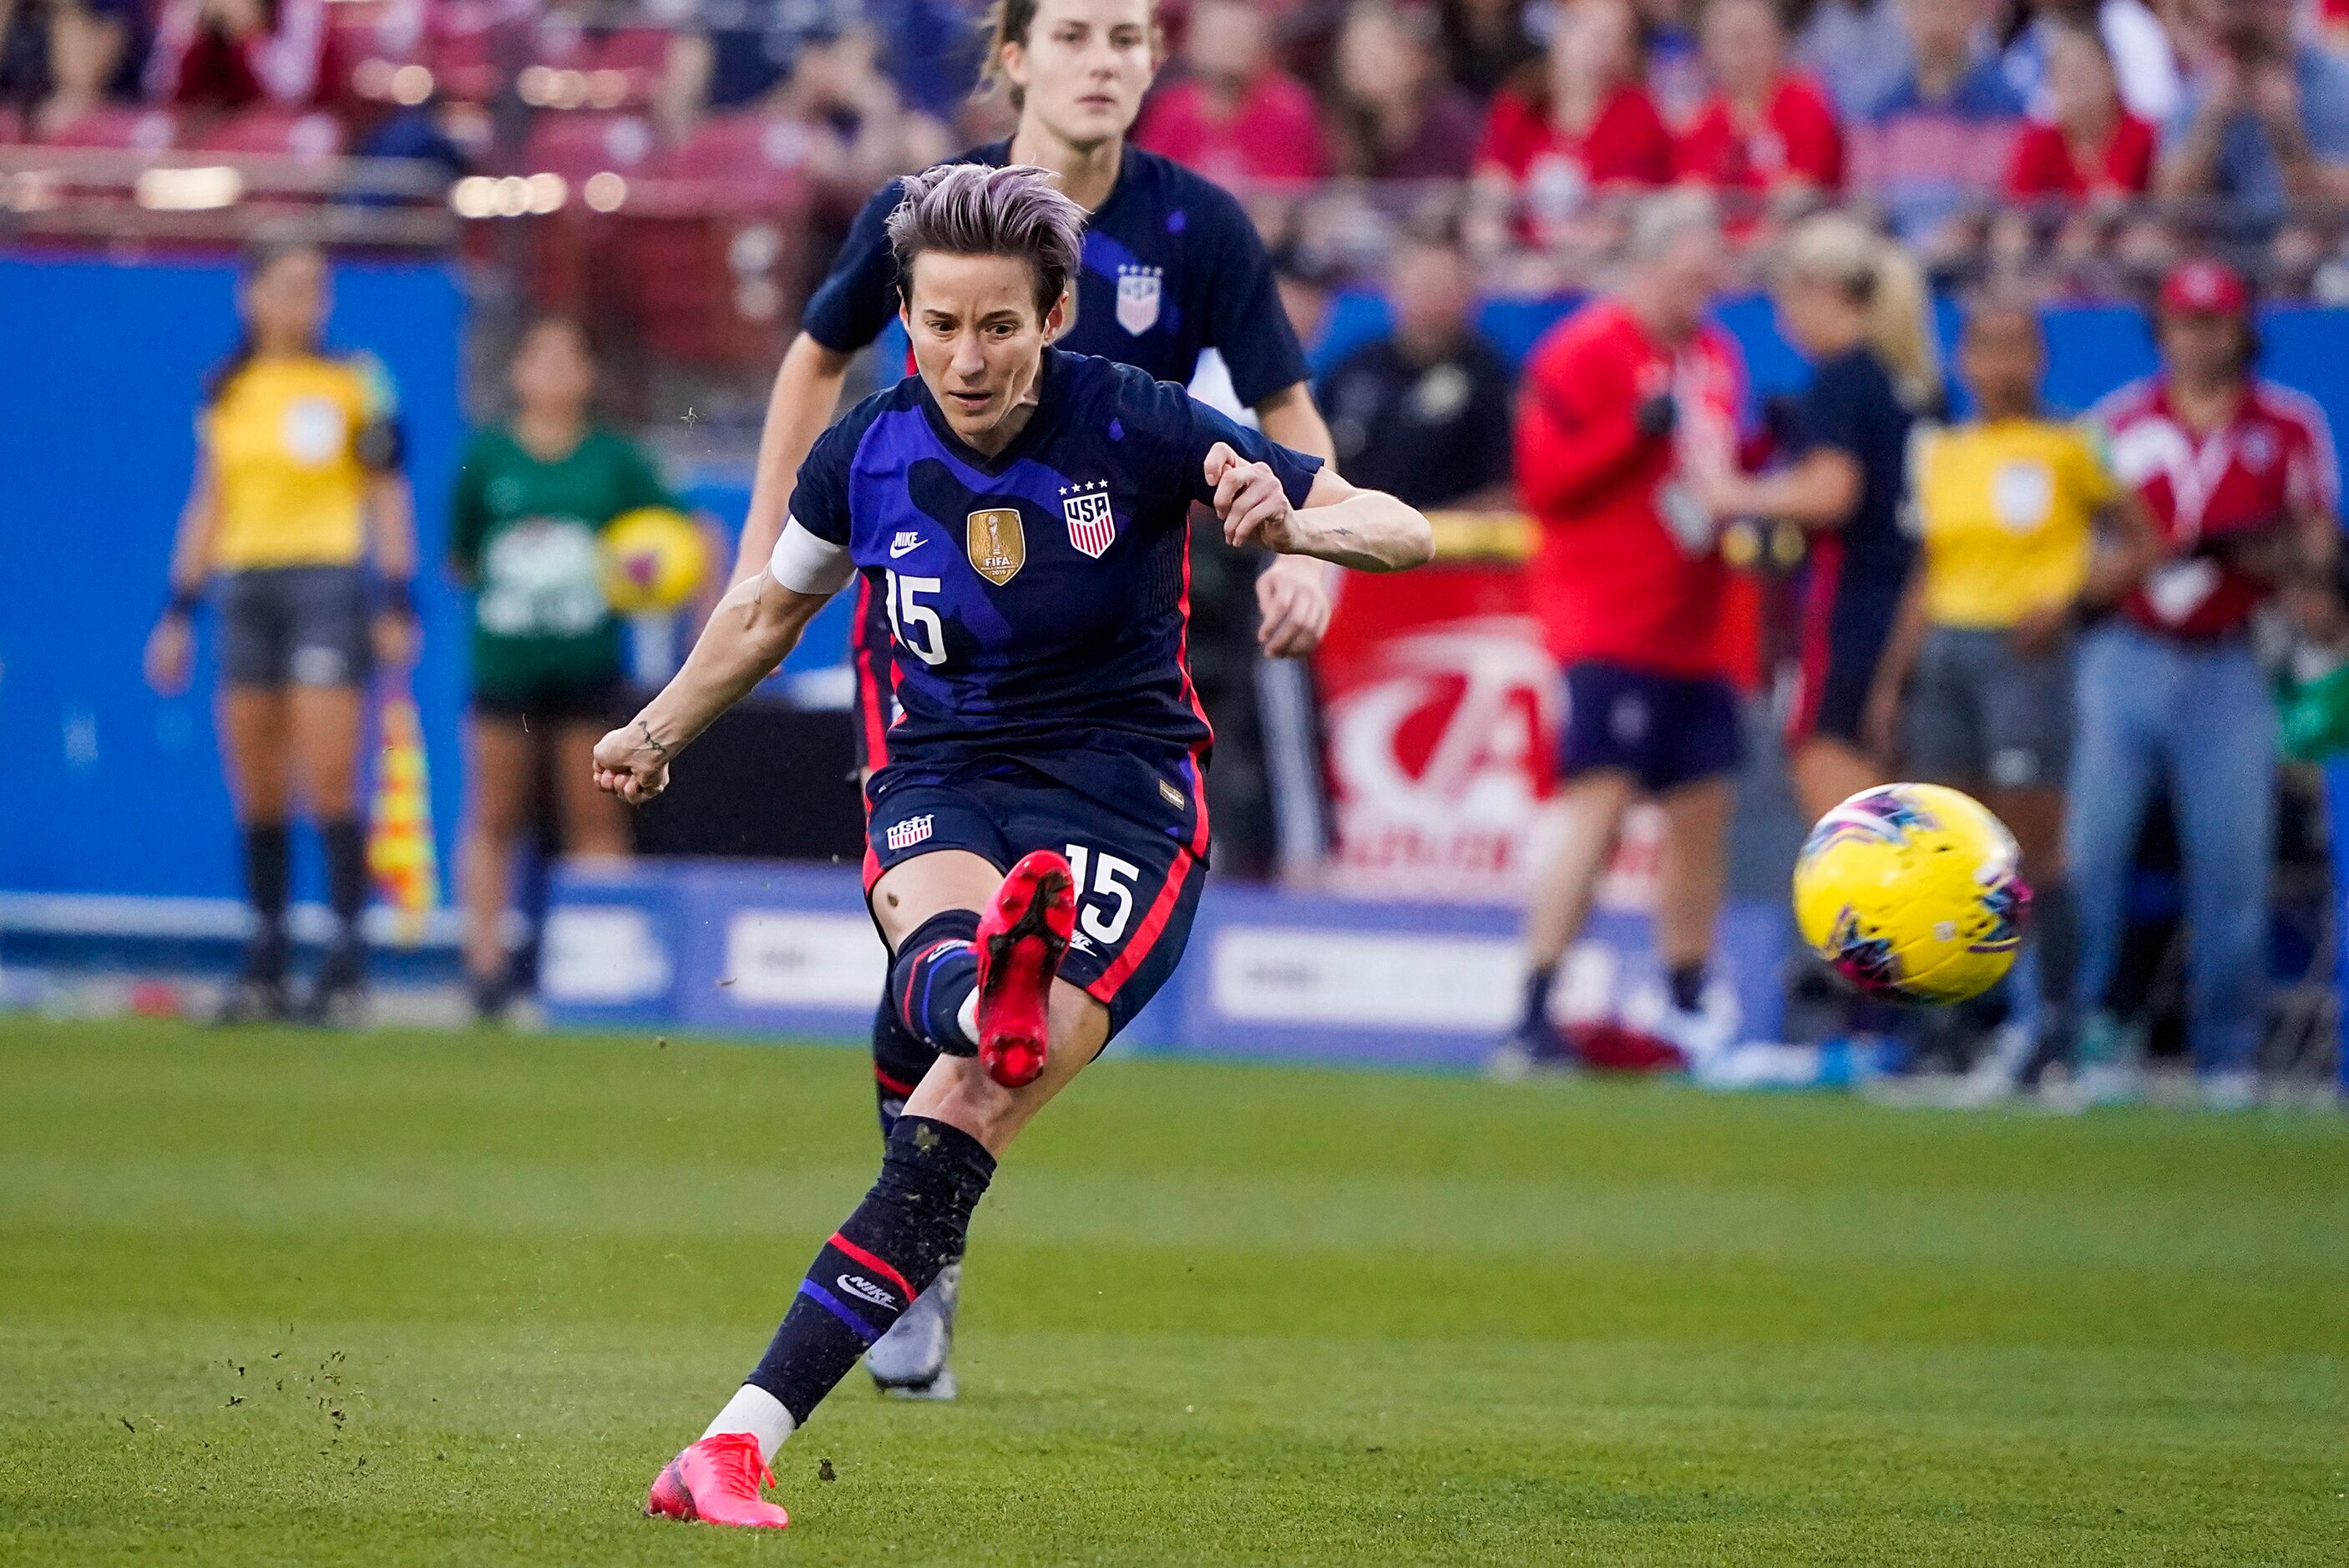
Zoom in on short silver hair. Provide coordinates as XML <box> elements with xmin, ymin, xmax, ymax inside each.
<box><xmin>886</xmin><ymin>162</ymin><xmax>1086</xmax><ymax>318</ymax></box>
<box><xmin>1627</xmin><ymin>188</ymin><xmax>1722</xmax><ymax>263</ymax></box>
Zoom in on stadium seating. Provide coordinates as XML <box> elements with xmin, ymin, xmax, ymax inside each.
<box><xmin>656</xmin><ymin>112</ymin><xmax>821</xmax><ymax>215</ymax></box>
<box><xmin>37</xmin><ymin>108</ymin><xmax>178</xmax><ymax>152</ymax></box>
<box><xmin>183</xmin><ymin>109</ymin><xmax>347</xmax><ymax>162</ymax></box>
<box><xmin>519</xmin><ymin>110</ymin><xmax>658</xmax><ymax>185</ymax></box>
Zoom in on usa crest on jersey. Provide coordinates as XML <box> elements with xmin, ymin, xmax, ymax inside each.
<box><xmin>1115</xmin><ymin>265</ymin><xmax>1162</xmax><ymax>335</ymax></box>
<box><xmin>1061</xmin><ymin>480</ymin><xmax>1116</xmax><ymax>558</ymax></box>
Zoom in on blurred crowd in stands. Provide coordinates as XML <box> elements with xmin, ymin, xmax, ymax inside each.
<box><xmin>11</xmin><ymin>0</ymin><xmax>2349</xmax><ymax>292</ymax></box>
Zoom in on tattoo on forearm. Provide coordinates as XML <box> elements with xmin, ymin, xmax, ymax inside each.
<box><xmin>636</xmin><ymin>719</ymin><xmax>671</xmax><ymax>760</ymax></box>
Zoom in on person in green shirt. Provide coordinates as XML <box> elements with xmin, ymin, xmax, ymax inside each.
<box><xmin>449</xmin><ymin>318</ymin><xmax>679</xmax><ymax>1017</ymax></box>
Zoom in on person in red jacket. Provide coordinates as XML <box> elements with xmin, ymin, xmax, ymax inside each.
<box><xmin>1500</xmin><ymin>190</ymin><xmax>1750</xmax><ymax>1074</ymax></box>
<box><xmin>1995</xmin><ymin>21</ymin><xmax>2159</xmax><ymax>272</ymax></box>
<box><xmin>1131</xmin><ymin>0</ymin><xmax>1329</xmax><ymax>184</ymax></box>
<box><xmin>2005</xmin><ymin>22</ymin><xmax>2157</xmax><ymax>202</ymax></box>
<box><xmin>1472</xmin><ymin>0</ymin><xmax>1673</xmax><ymax>249</ymax></box>
<box><xmin>1674</xmin><ymin>0</ymin><xmax>1843</xmax><ymax>222</ymax></box>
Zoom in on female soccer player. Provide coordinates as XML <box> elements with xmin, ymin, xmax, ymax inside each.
<box><xmin>449</xmin><ymin>318</ymin><xmax>679</xmax><ymax>1020</ymax></box>
<box><xmin>1694</xmin><ymin>212</ymin><xmax>1936</xmax><ymax>822</ymax></box>
<box><xmin>596</xmin><ymin>163</ymin><xmax>1430</xmax><ymax>1529</ymax></box>
<box><xmin>728</xmin><ymin>0</ymin><xmax>1339</xmax><ymax>1397</ymax></box>
<box><xmin>1866</xmin><ymin>297</ymin><xmax>2159</xmax><ymax>1078</ymax></box>
<box><xmin>144</xmin><ymin>243</ymin><xmax>418</xmax><ymax>1026</ymax></box>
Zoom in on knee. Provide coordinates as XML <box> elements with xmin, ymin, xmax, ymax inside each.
<box><xmin>909</xmin><ymin>1059</ymin><xmax>1019</xmax><ymax>1148</ymax></box>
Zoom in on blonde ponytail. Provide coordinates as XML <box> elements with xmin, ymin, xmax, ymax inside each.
<box><xmin>1779</xmin><ymin>213</ymin><xmax>1941</xmax><ymax>411</ymax></box>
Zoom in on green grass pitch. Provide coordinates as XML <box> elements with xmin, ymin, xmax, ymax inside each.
<box><xmin>3</xmin><ymin>1017</ymin><xmax>2346</xmax><ymax>1565</ymax></box>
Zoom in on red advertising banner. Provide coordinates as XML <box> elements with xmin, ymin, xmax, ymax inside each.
<box><xmin>1314</xmin><ymin>543</ymin><xmax>1662</xmax><ymax>903</ymax></box>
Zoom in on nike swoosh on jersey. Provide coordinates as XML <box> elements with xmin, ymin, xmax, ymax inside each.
<box><xmin>889</xmin><ymin>531</ymin><xmax>923</xmax><ymax>558</ymax></box>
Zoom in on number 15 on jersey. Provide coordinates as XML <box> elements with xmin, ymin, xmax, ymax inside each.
<box><xmin>886</xmin><ymin>570</ymin><xmax>946</xmax><ymax>666</ymax></box>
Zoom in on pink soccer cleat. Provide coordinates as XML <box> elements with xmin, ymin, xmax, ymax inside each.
<box><xmin>643</xmin><ymin>1432</ymin><xmax>790</xmax><ymax>1529</ymax></box>
<box><xmin>973</xmin><ymin>850</ymin><xmax>1076</xmax><ymax>1088</ymax></box>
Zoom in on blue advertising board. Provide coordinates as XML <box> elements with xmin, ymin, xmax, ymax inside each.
<box><xmin>539</xmin><ymin>859</ymin><xmax>1794</xmax><ymax>1069</ymax></box>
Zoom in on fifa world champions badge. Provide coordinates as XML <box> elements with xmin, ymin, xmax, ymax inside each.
<box><xmin>1061</xmin><ymin>480</ymin><xmax>1116</xmax><ymax>558</ymax></box>
<box><xmin>965</xmin><ymin>507</ymin><xmax>1025</xmax><ymax>585</ymax></box>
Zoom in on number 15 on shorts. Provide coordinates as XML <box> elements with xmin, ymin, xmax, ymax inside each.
<box><xmin>1063</xmin><ymin>844</ymin><xmax>1138</xmax><ymax>945</ymax></box>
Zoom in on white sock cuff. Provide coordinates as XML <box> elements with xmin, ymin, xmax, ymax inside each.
<box><xmin>955</xmin><ymin>989</ymin><xmax>980</xmax><ymax>1048</ymax></box>
<box><xmin>703</xmin><ymin>1383</ymin><xmax>795</xmax><ymax>1464</ymax></box>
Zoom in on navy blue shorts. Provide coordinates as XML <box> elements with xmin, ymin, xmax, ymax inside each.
<box><xmin>863</xmin><ymin>759</ymin><xmax>1207</xmax><ymax>1039</ymax></box>
<box><xmin>1790</xmin><ymin>543</ymin><xmax>1904</xmax><ymax>749</ymax></box>
<box><xmin>1557</xmin><ymin>660</ymin><xmax>1744</xmax><ymax>794</ymax></box>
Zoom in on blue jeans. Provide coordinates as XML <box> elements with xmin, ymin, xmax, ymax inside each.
<box><xmin>2067</xmin><ymin>623</ymin><xmax>2276</xmax><ymax>1073</ymax></box>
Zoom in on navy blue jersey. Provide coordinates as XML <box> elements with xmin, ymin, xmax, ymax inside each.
<box><xmin>800</xmin><ymin>142</ymin><xmax>1312</xmax><ymax>407</ymax></box>
<box><xmin>1794</xmin><ymin>346</ymin><xmax>1916</xmax><ymax>597</ymax></box>
<box><xmin>789</xmin><ymin>349</ymin><xmax>1322</xmax><ymax>813</ymax></box>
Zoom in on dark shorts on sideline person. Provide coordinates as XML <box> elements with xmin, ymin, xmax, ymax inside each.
<box><xmin>217</xmin><ymin>564</ymin><xmax>371</xmax><ymax>689</ymax></box>
<box><xmin>472</xmin><ymin>677</ymin><xmax>630</xmax><ymax>729</ymax></box>
<box><xmin>1904</xmin><ymin>625</ymin><xmax>2073</xmax><ymax>789</ymax></box>
<box><xmin>1557</xmin><ymin>660</ymin><xmax>1744</xmax><ymax>794</ymax></box>
<box><xmin>1790</xmin><ymin>568</ymin><xmax>1904</xmax><ymax>749</ymax></box>
<box><xmin>863</xmin><ymin>756</ymin><xmax>1207</xmax><ymax>1039</ymax></box>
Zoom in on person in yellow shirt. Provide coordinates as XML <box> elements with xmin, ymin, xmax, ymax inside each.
<box><xmin>144</xmin><ymin>243</ymin><xmax>420</xmax><ymax>1025</ymax></box>
<box><xmin>1866</xmin><ymin>297</ymin><xmax>2158</xmax><ymax>1081</ymax></box>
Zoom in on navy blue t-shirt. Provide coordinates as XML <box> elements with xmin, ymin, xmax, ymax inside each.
<box><xmin>1795</xmin><ymin>346</ymin><xmax>1916</xmax><ymax>598</ymax></box>
<box><xmin>800</xmin><ymin>142</ymin><xmax>1313</xmax><ymax>407</ymax></box>
<box><xmin>788</xmin><ymin>349</ymin><xmax>1322</xmax><ymax>813</ymax></box>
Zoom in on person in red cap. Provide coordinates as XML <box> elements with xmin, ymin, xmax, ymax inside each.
<box><xmin>2070</xmin><ymin>256</ymin><xmax>2341</xmax><ymax>1107</ymax></box>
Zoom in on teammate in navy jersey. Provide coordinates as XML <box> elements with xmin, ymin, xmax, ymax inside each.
<box><xmin>726</xmin><ymin>0</ymin><xmax>1340</xmax><ymax>1399</ymax></box>
<box><xmin>598</xmin><ymin>164</ymin><xmax>1429</xmax><ymax>1530</ymax></box>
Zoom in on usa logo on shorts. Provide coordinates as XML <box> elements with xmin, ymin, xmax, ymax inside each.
<box><xmin>1061</xmin><ymin>480</ymin><xmax>1116</xmax><ymax>558</ymax></box>
<box><xmin>884</xmin><ymin>814</ymin><xmax>934</xmax><ymax>852</ymax></box>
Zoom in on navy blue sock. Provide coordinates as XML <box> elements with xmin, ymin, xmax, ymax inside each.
<box><xmin>1667</xmin><ymin>961</ymin><xmax>1706</xmax><ymax>1014</ymax></box>
<box><xmin>747</xmin><ymin>1115</ymin><xmax>995</xmax><ymax>1424</ymax></box>
<box><xmin>320</xmin><ymin>816</ymin><xmax>367</xmax><ymax>945</ymax></box>
<box><xmin>241</xmin><ymin>822</ymin><xmax>291</xmax><ymax>941</ymax></box>
<box><xmin>1519</xmin><ymin>964</ymin><xmax>1557</xmax><ymax>1034</ymax></box>
<box><xmin>888</xmin><ymin>909</ymin><xmax>980</xmax><ymax>1056</ymax></box>
<box><xmin>870</xmin><ymin>993</ymin><xmax>939</xmax><ymax>1141</ymax></box>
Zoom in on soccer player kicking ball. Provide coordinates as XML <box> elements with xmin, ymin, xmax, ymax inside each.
<box><xmin>591</xmin><ymin>162</ymin><xmax>1432</xmax><ymax>1530</ymax></box>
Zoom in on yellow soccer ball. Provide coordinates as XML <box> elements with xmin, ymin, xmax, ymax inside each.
<box><xmin>600</xmin><ymin>507</ymin><xmax>706</xmax><ymax>615</ymax></box>
<box><xmin>1791</xmin><ymin>782</ymin><xmax>2031</xmax><ymax>1004</ymax></box>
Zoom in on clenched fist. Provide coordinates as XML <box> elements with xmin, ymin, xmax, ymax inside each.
<box><xmin>1205</xmin><ymin>441</ymin><xmax>1299</xmax><ymax>553</ymax></box>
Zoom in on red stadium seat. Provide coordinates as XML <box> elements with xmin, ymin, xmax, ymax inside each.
<box><xmin>616</xmin><ymin>215</ymin><xmax>791</xmax><ymax>368</ymax></box>
<box><xmin>520</xmin><ymin>111</ymin><xmax>657</xmax><ymax>184</ymax></box>
<box><xmin>328</xmin><ymin>0</ymin><xmax>429</xmax><ymax>104</ymax></box>
<box><xmin>428</xmin><ymin>6</ymin><xmax>500</xmax><ymax>103</ymax></box>
<box><xmin>656</xmin><ymin>113</ymin><xmax>816</xmax><ymax>215</ymax></box>
<box><xmin>38</xmin><ymin>107</ymin><xmax>177</xmax><ymax>151</ymax></box>
<box><xmin>184</xmin><ymin>109</ymin><xmax>346</xmax><ymax>161</ymax></box>
<box><xmin>579</xmin><ymin>28</ymin><xmax>671</xmax><ymax>108</ymax></box>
